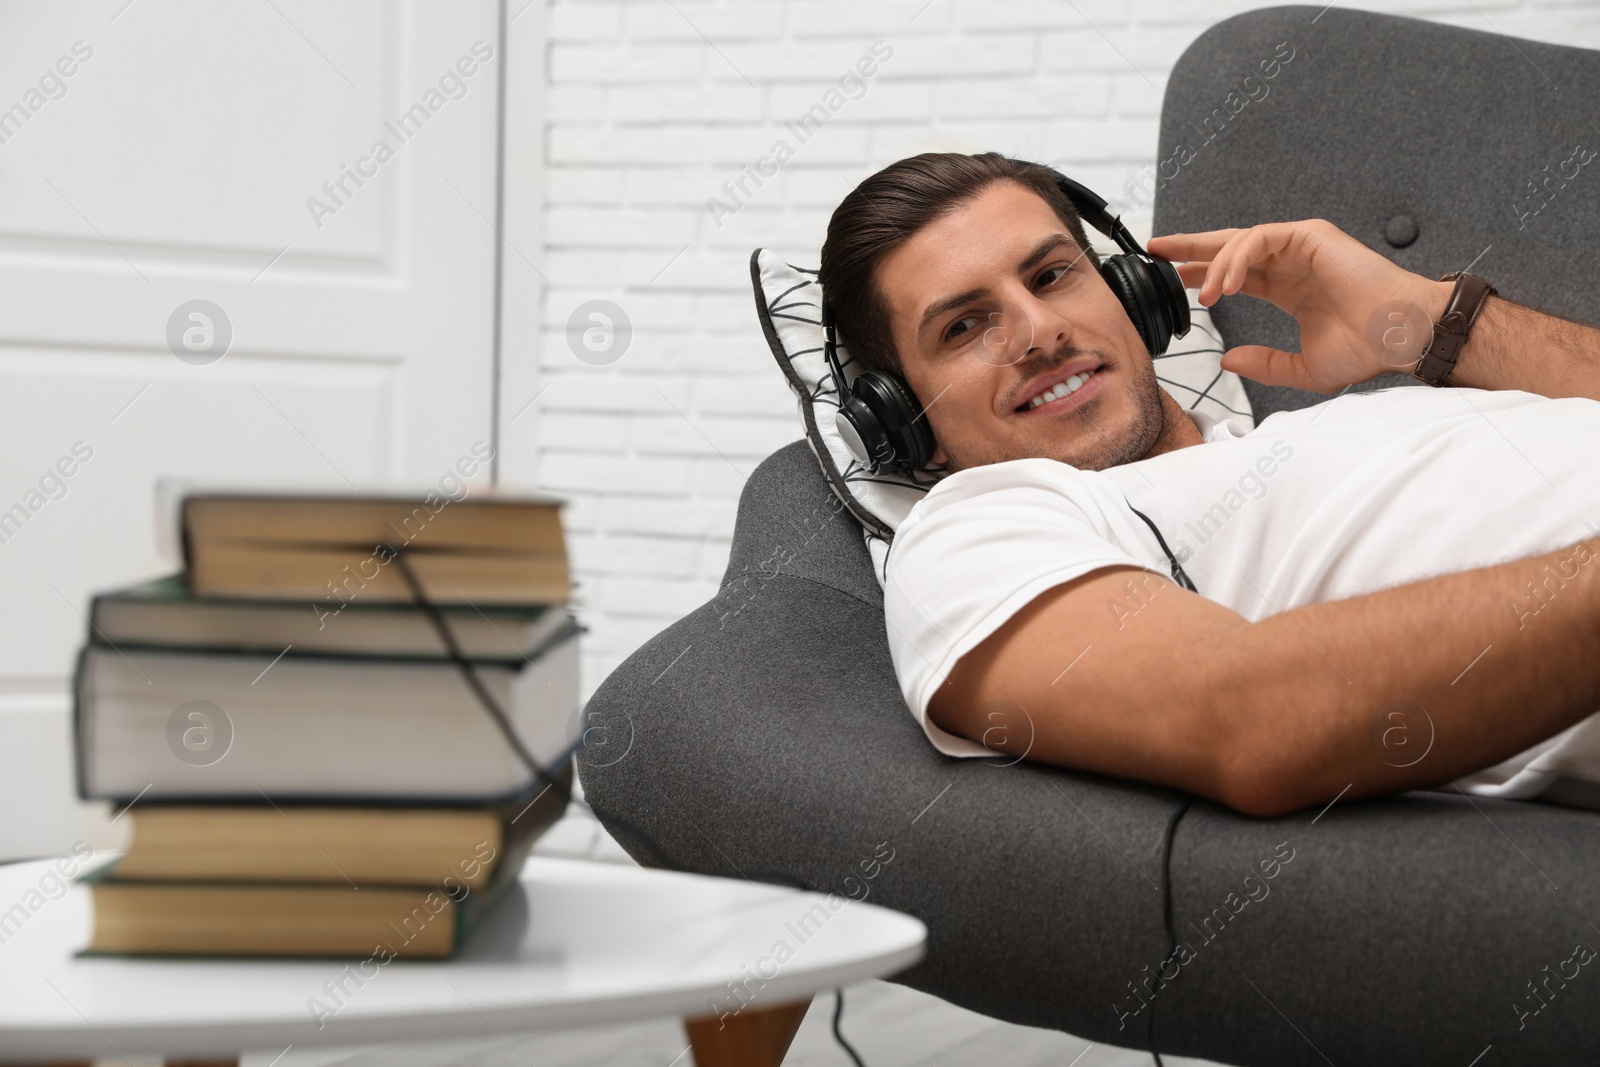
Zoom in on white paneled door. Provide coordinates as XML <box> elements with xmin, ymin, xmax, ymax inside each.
<box><xmin>0</xmin><ymin>0</ymin><xmax>505</xmax><ymax>858</ymax></box>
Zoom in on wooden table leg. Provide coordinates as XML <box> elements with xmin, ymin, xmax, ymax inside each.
<box><xmin>683</xmin><ymin>997</ymin><xmax>813</xmax><ymax>1067</ymax></box>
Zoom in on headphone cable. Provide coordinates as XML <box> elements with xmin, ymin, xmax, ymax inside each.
<box><xmin>833</xmin><ymin>987</ymin><xmax>867</xmax><ymax>1067</ymax></box>
<box><xmin>1148</xmin><ymin>797</ymin><xmax>1194</xmax><ymax>1067</ymax></box>
<box><xmin>1128</xmin><ymin>506</ymin><xmax>1197</xmax><ymax>593</ymax></box>
<box><xmin>395</xmin><ymin>534</ymin><xmax>1193</xmax><ymax>1066</ymax></box>
<box><xmin>387</xmin><ymin>547</ymin><xmax>870</xmax><ymax>1065</ymax></box>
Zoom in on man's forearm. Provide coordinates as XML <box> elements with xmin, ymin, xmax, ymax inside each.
<box><xmin>1409</xmin><ymin>278</ymin><xmax>1600</xmax><ymax>400</ymax></box>
<box><xmin>1215</xmin><ymin>535</ymin><xmax>1600</xmax><ymax>814</ymax></box>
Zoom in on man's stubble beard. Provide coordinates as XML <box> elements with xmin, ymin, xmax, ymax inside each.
<box><xmin>938</xmin><ymin>344</ymin><xmax>1168</xmax><ymax>472</ymax></box>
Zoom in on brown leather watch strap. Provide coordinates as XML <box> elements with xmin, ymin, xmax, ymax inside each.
<box><xmin>1412</xmin><ymin>271</ymin><xmax>1497</xmax><ymax>387</ymax></box>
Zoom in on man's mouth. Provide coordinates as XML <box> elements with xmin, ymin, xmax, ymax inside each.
<box><xmin>1013</xmin><ymin>361</ymin><xmax>1106</xmax><ymax>415</ymax></box>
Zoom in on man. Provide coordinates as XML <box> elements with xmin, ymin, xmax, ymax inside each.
<box><xmin>818</xmin><ymin>151</ymin><xmax>1600</xmax><ymax>817</ymax></box>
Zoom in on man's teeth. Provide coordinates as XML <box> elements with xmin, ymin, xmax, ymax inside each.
<box><xmin>1025</xmin><ymin>370</ymin><xmax>1094</xmax><ymax>410</ymax></box>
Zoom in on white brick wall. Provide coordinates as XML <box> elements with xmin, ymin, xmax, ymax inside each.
<box><xmin>535</xmin><ymin>0</ymin><xmax>1600</xmax><ymax>696</ymax></box>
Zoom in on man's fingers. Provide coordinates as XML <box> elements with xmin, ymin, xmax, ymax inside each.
<box><xmin>1158</xmin><ymin>225</ymin><xmax>1294</xmax><ymax>306</ymax></box>
<box><xmin>1220</xmin><ymin>345</ymin><xmax>1312</xmax><ymax>389</ymax></box>
<box><xmin>1201</xmin><ymin>225</ymin><xmax>1305</xmax><ymax>306</ymax></box>
<box><xmin>1147</xmin><ymin>229</ymin><xmax>1241</xmax><ymax>262</ymax></box>
<box><xmin>1176</xmin><ymin>261</ymin><xmax>1272</xmax><ymax>307</ymax></box>
<box><xmin>1198</xmin><ymin>227</ymin><xmax>1269</xmax><ymax>304</ymax></box>
<box><xmin>1154</xmin><ymin>224</ymin><xmax>1295</xmax><ymax>271</ymax></box>
<box><xmin>1200</xmin><ymin>228</ymin><xmax>1260</xmax><ymax>305</ymax></box>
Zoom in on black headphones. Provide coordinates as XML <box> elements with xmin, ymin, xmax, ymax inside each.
<box><xmin>821</xmin><ymin>169</ymin><xmax>1191</xmax><ymax>476</ymax></box>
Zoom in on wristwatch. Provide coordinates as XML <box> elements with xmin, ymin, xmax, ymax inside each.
<box><xmin>1411</xmin><ymin>271</ymin><xmax>1497</xmax><ymax>387</ymax></box>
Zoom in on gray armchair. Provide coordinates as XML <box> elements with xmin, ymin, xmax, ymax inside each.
<box><xmin>580</xmin><ymin>7</ymin><xmax>1600</xmax><ymax>1064</ymax></box>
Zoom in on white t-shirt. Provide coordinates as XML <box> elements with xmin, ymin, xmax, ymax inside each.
<box><xmin>884</xmin><ymin>385</ymin><xmax>1600</xmax><ymax>803</ymax></box>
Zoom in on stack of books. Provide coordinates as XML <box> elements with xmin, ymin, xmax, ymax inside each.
<box><xmin>73</xmin><ymin>490</ymin><xmax>578</xmax><ymax>958</ymax></box>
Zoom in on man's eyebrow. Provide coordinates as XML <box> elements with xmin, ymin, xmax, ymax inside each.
<box><xmin>917</xmin><ymin>287</ymin><xmax>986</xmax><ymax>335</ymax></box>
<box><xmin>1020</xmin><ymin>232</ymin><xmax>1077</xmax><ymax>273</ymax></box>
<box><xmin>914</xmin><ymin>233</ymin><xmax>1082</xmax><ymax>337</ymax></box>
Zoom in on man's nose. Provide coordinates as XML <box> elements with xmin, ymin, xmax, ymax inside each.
<box><xmin>1012</xmin><ymin>295</ymin><xmax>1073</xmax><ymax>364</ymax></box>
<box><xmin>973</xmin><ymin>295</ymin><xmax>1071</xmax><ymax>368</ymax></box>
<box><xmin>1021</xmin><ymin>294</ymin><xmax>1072</xmax><ymax>356</ymax></box>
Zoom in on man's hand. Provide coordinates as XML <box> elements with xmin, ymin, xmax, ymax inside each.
<box><xmin>1148</xmin><ymin>220</ymin><xmax>1451</xmax><ymax>394</ymax></box>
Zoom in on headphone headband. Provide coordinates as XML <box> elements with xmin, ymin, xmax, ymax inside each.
<box><xmin>820</xmin><ymin>298</ymin><xmax>846</xmax><ymax>396</ymax></box>
<box><xmin>1052</xmin><ymin>173</ymin><xmax>1146</xmax><ymax>263</ymax></box>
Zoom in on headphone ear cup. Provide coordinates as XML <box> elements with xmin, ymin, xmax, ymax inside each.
<box><xmin>883</xmin><ymin>372</ymin><xmax>935</xmax><ymax>472</ymax></box>
<box><xmin>1150</xmin><ymin>255</ymin><xmax>1191</xmax><ymax>342</ymax></box>
<box><xmin>835</xmin><ymin>390</ymin><xmax>890</xmax><ymax>471</ymax></box>
<box><xmin>1102</xmin><ymin>253</ymin><xmax>1191</xmax><ymax>357</ymax></box>
<box><xmin>847</xmin><ymin>371</ymin><xmax>934</xmax><ymax>474</ymax></box>
<box><xmin>1100</xmin><ymin>254</ymin><xmax>1168</xmax><ymax>357</ymax></box>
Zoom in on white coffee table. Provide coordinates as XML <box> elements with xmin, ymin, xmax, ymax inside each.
<box><xmin>0</xmin><ymin>855</ymin><xmax>925</xmax><ymax>1067</ymax></box>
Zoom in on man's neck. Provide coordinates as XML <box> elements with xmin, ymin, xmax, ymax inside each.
<box><xmin>1143</xmin><ymin>391</ymin><xmax>1207</xmax><ymax>459</ymax></box>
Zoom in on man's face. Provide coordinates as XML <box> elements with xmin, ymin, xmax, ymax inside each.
<box><xmin>876</xmin><ymin>181</ymin><xmax>1168</xmax><ymax>472</ymax></box>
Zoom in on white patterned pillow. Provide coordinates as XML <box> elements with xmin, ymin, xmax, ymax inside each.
<box><xmin>750</xmin><ymin>248</ymin><xmax>1254</xmax><ymax>585</ymax></box>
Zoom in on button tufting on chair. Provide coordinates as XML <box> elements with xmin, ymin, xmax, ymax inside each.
<box><xmin>1385</xmin><ymin>214</ymin><xmax>1420</xmax><ymax>247</ymax></box>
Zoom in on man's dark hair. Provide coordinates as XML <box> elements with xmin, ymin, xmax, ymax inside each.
<box><xmin>818</xmin><ymin>152</ymin><xmax>1101</xmax><ymax>376</ymax></box>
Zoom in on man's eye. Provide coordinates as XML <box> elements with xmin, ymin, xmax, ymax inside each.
<box><xmin>946</xmin><ymin>315</ymin><xmax>981</xmax><ymax>342</ymax></box>
<box><xmin>1037</xmin><ymin>265</ymin><xmax>1072</xmax><ymax>288</ymax></box>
